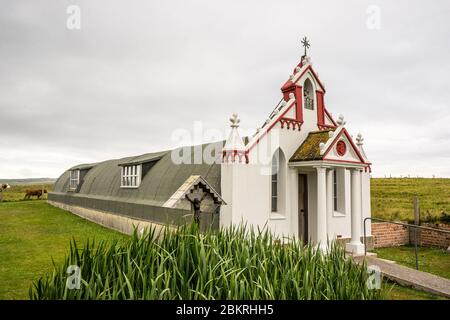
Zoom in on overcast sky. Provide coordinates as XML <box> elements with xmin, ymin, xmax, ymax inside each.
<box><xmin>0</xmin><ymin>0</ymin><xmax>449</xmax><ymax>179</ymax></box>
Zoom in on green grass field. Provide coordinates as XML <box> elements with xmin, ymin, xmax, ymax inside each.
<box><xmin>0</xmin><ymin>201</ymin><xmax>127</xmax><ymax>299</ymax></box>
<box><xmin>375</xmin><ymin>246</ymin><xmax>450</xmax><ymax>280</ymax></box>
<box><xmin>386</xmin><ymin>283</ymin><xmax>447</xmax><ymax>300</ymax></box>
<box><xmin>371</xmin><ymin>178</ymin><xmax>450</xmax><ymax>222</ymax></box>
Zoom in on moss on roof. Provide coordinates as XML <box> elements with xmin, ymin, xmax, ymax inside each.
<box><xmin>290</xmin><ymin>130</ymin><xmax>334</xmax><ymax>162</ymax></box>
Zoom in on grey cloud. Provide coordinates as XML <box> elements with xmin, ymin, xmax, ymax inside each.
<box><xmin>0</xmin><ymin>0</ymin><xmax>449</xmax><ymax>178</ymax></box>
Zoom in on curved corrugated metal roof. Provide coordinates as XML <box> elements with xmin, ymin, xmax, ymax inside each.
<box><xmin>52</xmin><ymin>141</ymin><xmax>223</xmax><ymax>205</ymax></box>
<box><xmin>117</xmin><ymin>150</ymin><xmax>169</xmax><ymax>166</ymax></box>
<box><xmin>69</xmin><ymin>163</ymin><xmax>98</xmax><ymax>170</ymax></box>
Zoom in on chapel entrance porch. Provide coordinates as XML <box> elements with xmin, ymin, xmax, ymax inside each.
<box><xmin>291</xmin><ymin>163</ymin><xmax>368</xmax><ymax>254</ymax></box>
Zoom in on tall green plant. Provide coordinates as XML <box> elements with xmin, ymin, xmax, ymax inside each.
<box><xmin>30</xmin><ymin>223</ymin><xmax>384</xmax><ymax>300</ymax></box>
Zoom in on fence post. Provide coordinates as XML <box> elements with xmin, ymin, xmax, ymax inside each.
<box><xmin>413</xmin><ymin>197</ymin><xmax>420</xmax><ymax>270</ymax></box>
<box><xmin>413</xmin><ymin>197</ymin><xmax>420</xmax><ymax>225</ymax></box>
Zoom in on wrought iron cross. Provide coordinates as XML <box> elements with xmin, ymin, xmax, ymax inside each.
<box><xmin>301</xmin><ymin>36</ymin><xmax>310</xmax><ymax>56</ymax></box>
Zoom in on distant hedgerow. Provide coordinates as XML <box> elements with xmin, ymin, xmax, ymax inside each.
<box><xmin>30</xmin><ymin>223</ymin><xmax>384</xmax><ymax>300</ymax></box>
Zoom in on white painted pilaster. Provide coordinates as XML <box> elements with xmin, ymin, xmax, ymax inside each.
<box><xmin>315</xmin><ymin>166</ymin><xmax>327</xmax><ymax>249</ymax></box>
<box><xmin>346</xmin><ymin>169</ymin><xmax>364</xmax><ymax>254</ymax></box>
<box><xmin>326</xmin><ymin>168</ymin><xmax>333</xmax><ymax>240</ymax></box>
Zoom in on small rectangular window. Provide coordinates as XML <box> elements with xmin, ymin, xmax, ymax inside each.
<box><xmin>69</xmin><ymin>170</ymin><xmax>80</xmax><ymax>190</ymax></box>
<box><xmin>120</xmin><ymin>164</ymin><xmax>141</xmax><ymax>188</ymax></box>
<box><xmin>271</xmin><ymin>172</ymin><xmax>278</xmax><ymax>212</ymax></box>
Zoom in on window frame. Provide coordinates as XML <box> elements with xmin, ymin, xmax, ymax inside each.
<box><xmin>332</xmin><ymin>168</ymin><xmax>347</xmax><ymax>217</ymax></box>
<box><xmin>303</xmin><ymin>78</ymin><xmax>315</xmax><ymax>110</ymax></box>
<box><xmin>69</xmin><ymin>169</ymin><xmax>80</xmax><ymax>190</ymax></box>
<box><xmin>271</xmin><ymin>153</ymin><xmax>279</xmax><ymax>213</ymax></box>
<box><xmin>120</xmin><ymin>164</ymin><xmax>142</xmax><ymax>188</ymax></box>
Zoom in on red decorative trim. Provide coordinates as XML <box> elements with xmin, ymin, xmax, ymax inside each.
<box><xmin>281</xmin><ymin>85</ymin><xmax>295</xmax><ymax>101</ymax></box>
<box><xmin>316</xmin><ymin>90</ymin><xmax>325</xmax><ymax>126</ymax></box>
<box><xmin>295</xmin><ymin>65</ymin><xmax>326</xmax><ymax>93</ymax></box>
<box><xmin>317</xmin><ymin>124</ymin><xmax>336</xmax><ymax>131</ymax></box>
<box><xmin>222</xmin><ymin>150</ymin><xmax>249</xmax><ymax>164</ymax></box>
<box><xmin>281</xmin><ymin>65</ymin><xmax>326</xmax><ymax>94</ymax></box>
<box><xmin>281</xmin><ymin>85</ymin><xmax>303</xmax><ymax>122</ymax></box>
<box><xmin>324</xmin><ymin>108</ymin><xmax>337</xmax><ymax>126</ymax></box>
<box><xmin>294</xmin><ymin>86</ymin><xmax>302</xmax><ymax>122</ymax></box>
<box><xmin>322</xmin><ymin>159</ymin><xmax>366</xmax><ymax>165</ymax></box>
<box><xmin>336</xmin><ymin>140</ymin><xmax>347</xmax><ymax>156</ymax></box>
<box><xmin>322</xmin><ymin>128</ymin><xmax>367</xmax><ymax>164</ymax></box>
<box><xmin>280</xmin><ymin>118</ymin><xmax>303</xmax><ymax>131</ymax></box>
<box><xmin>246</xmin><ymin>100</ymin><xmax>296</xmax><ymax>153</ymax></box>
<box><xmin>281</xmin><ymin>81</ymin><xmax>295</xmax><ymax>93</ymax></box>
<box><xmin>293</xmin><ymin>60</ymin><xmax>304</xmax><ymax>74</ymax></box>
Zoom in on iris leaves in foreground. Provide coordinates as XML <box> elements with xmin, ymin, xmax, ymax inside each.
<box><xmin>30</xmin><ymin>223</ymin><xmax>384</xmax><ymax>300</ymax></box>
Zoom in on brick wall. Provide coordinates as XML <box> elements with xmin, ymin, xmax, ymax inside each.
<box><xmin>417</xmin><ymin>223</ymin><xmax>450</xmax><ymax>248</ymax></box>
<box><xmin>372</xmin><ymin>222</ymin><xmax>410</xmax><ymax>248</ymax></box>
<box><xmin>371</xmin><ymin>222</ymin><xmax>450</xmax><ymax>249</ymax></box>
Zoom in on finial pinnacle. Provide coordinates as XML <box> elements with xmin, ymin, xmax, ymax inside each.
<box><xmin>356</xmin><ymin>133</ymin><xmax>364</xmax><ymax>146</ymax></box>
<box><xmin>319</xmin><ymin>142</ymin><xmax>326</xmax><ymax>154</ymax></box>
<box><xmin>337</xmin><ymin>114</ymin><xmax>346</xmax><ymax>126</ymax></box>
<box><xmin>301</xmin><ymin>36</ymin><xmax>310</xmax><ymax>57</ymax></box>
<box><xmin>230</xmin><ymin>113</ymin><xmax>240</xmax><ymax>128</ymax></box>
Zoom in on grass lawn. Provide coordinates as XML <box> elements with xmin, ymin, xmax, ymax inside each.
<box><xmin>386</xmin><ymin>283</ymin><xmax>447</xmax><ymax>300</ymax></box>
<box><xmin>374</xmin><ymin>245</ymin><xmax>450</xmax><ymax>280</ymax></box>
<box><xmin>371</xmin><ymin>178</ymin><xmax>450</xmax><ymax>222</ymax></box>
<box><xmin>0</xmin><ymin>200</ymin><xmax>127</xmax><ymax>299</ymax></box>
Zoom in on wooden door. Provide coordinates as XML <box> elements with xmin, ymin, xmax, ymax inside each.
<box><xmin>298</xmin><ymin>174</ymin><xmax>309</xmax><ymax>244</ymax></box>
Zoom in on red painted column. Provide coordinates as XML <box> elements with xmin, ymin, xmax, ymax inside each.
<box><xmin>281</xmin><ymin>80</ymin><xmax>295</xmax><ymax>102</ymax></box>
<box><xmin>295</xmin><ymin>86</ymin><xmax>303</xmax><ymax>122</ymax></box>
<box><xmin>316</xmin><ymin>90</ymin><xmax>325</xmax><ymax>126</ymax></box>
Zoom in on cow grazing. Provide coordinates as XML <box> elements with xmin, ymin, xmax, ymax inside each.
<box><xmin>24</xmin><ymin>188</ymin><xmax>47</xmax><ymax>200</ymax></box>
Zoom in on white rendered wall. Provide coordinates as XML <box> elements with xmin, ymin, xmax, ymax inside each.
<box><xmin>288</xmin><ymin>168</ymin><xmax>299</xmax><ymax>236</ymax></box>
<box><xmin>220</xmin><ymin>162</ymin><xmax>250</xmax><ymax>227</ymax></box>
<box><xmin>327</xmin><ymin>169</ymin><xmax>352</xmax><ymax>240</ymax></box>
<box><xmin>220</xmin><ymin>119</ymin><xmax>312</xmax><ymax>238</ymax></box>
